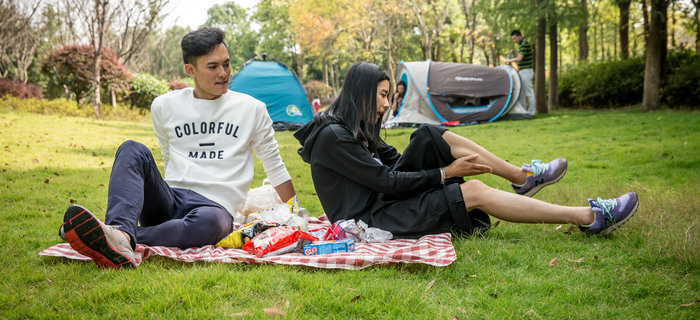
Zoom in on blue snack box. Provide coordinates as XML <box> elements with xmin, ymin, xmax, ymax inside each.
<box><xmin>303</xmin><ymin>238</ymin><xmax>355</xmax><ymax>256</ymax></box>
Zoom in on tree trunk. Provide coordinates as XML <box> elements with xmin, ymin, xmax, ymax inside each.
<box><xmin>617</xmin><ymin>0</ymin><xmax>631</xmax><ymax>60</ymax></box>
<box><xmin>111</xmin><ymin>88</ymin><xmax>117</xmax><ymax>110</ymax></box>
<box><xmin>92</xmin><ymin>50</ymin><xmax>102</xmax><ymax>119</ymax></box>
<box><xmin>642</xmin><ymin>0</ymin><xmax>668</xmax><ymax>111</ymax></box>
<box><xmin>536</xmin><ymin>0</ymin><xmax>547</xmax><ymax>114</ymax></box>
<box><xmin>578</xmin><ymin>0</ymin><xmax>589</xmax><ymax>62</ymax></box>
<box><xmin>695</xmin><ymin>0</ymin><xmax>700</xmax><ymax>51</ymax></box>
<box><xmin>322</xmin><ymin>56</ymin><xmax>329</xmax><ymax>86</ymax></box>
<box><xmin>385</xmin><ymin>16</ymin><xmax>397</xmax><ymax>86</ymax></box>
<box><xmin>548</xmin><ymin>14</ymin><xmax>558</xmax><ymax>110</ymax></box>
<box><xmin>641</xmin><ymin>0</ymin><xmax>650</xmax><ymax>42</ymax></box>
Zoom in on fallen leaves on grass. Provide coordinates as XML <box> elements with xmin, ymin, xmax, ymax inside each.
<box><xmin>493</xmin><ymin>220</ymin><xmax>500</xmax><ymax>228</ymax></box>
<box><xmin>350</xmin><ymin>295</ymin><xmax>362</xmax><ymax>303</ymax></box>
<box><xmin>555</xmin><ymin>225</ymin><xmax>562</xmax><ymax>230</ymax></box>
<box><xmin>564</xmin><ymin>226</ymin><xmax>577</xmax><ymax>235</ymax></box>
<box><xmin>426</xmin><ymin>279</ymin><xmax>436</xmax><ymax>290</ymax></box>
<box><xmin>680</xmin><ymin>299</ymin><xmax>699</xmax><ymax>307</ymax></box>
<box><xmin>230</xmin><ymin>311</ymin><xmax>253</xmax><ymax>317</ymax></box>
<box><xmin>263</xmin><ymin>300</ymin><xmax>289</xmax><ymax>317</ymax></box>
<box><xmin>571</xmin><ymin>257</ymin><xmax>585</xmax><ymax>263</ymax></box>
<box><xmin>44</xmin><ymin>178</ymin><xmax>50</xmax><ymax>184</ymax></box>
<box><xmin>549</xmin><ymin>257</ymin><xmax>558</xmax><ymax>266</ymax></box>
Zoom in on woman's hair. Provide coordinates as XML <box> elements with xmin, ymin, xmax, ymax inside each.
<box><xmin>316</xmin><ymin>62</ymin><xmax>390</xmax><ymax>150</ymax></box>
<box><xmin>397</xmin><ymin>80</ymin><xmax>406</xmax><ymax>90</ymax></box>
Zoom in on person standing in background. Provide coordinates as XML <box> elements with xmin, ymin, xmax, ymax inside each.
<box><xmin>505</xmin><ymin>30</ymin><xmax>535</xmax><ymax>116</ymax></box>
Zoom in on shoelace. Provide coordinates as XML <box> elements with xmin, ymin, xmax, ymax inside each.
<box><xmin>528</xmin><ymin>160</ymin><xmax>549</xmax><ymax>177</ymax></box>
<box><xmin>596</xmin><ymin>197</ymin><xmax>617</xmax><ymax>226</ymax></box>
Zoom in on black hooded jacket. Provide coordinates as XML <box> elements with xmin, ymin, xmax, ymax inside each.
<box><xmin>294</xmin><ymin>120</ymin><xmax>442</xmax><ymax>223</ymax></box>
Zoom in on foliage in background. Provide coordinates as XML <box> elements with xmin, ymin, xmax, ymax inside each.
<box><xmin>559</xmin><ymin>51</ymin><xmax>700</xmax><ymax>108</ymax></box>
<box><xmin>168</xmin><ymin>77</ymin><xmax>194</xmax><ymax>90</ymax></box>
<box><xmin>128</xmin><ymin>73</ymin><xmax>170</xmax><ymax>111</ymax></box>
<box><xmin>558</xmin><ymin>56</ymin><xmax>645</xmax><ymax>108</ymax></box>
<box><xmin>41</xmin><ymin>45</ymin><xmax>130</xmax><ymax>105</ymax></box>
<box><xmin>0</xmin><ymin>78</ymin><xmax>43</xmax><ymax>99</ymax></box>
<box><xmin>0</xmin><ymin>96</ymin><xmax>149</xmax><ymax>122</ymax></box>
<box><xmin>304</xmin><ymin>80</ymin><xmax>333</xmax><ymax>99</ymax></box>
<box><xmin>664</xmin><ymin>51</ymin><xmax>700</xmax><ymax>107</ymax></box>
<box><xmin>202</xmin><ymin>2</ymin><xmax>258</xmax><ymax>68</ymax></box>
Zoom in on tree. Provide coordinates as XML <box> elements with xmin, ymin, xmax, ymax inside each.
<box><xmin>202</xmin><ymin>2</ymin><xmax>257</xmax><ymax>68</ymax></box>
<box><xmin>408</xmin><ymin>0</ymin><xmax>450</xmax><ymax>61</ymax></box>
<box><xmin>693</xmin><ymin>0</ymin><xmax>699</xmax><ymax>50</ymax></box>
<box><xmin>578</xmin><ymin>0</ymin><xmax>589</xmax><ymax>61</ymax></box>
<box><xmin>642</xmin><ymin>0</ymin><xmax>669</xmax><ymax>111</ymax></box>
<box><xmin>109</xmin><ymin>0</ymin><xmax>169</xmax><ymax>66</ymax></box>
<box><xmin>0</xmin><ymin>0</ymin><xmax>42</xmax><ymax>83</ymax></box>
<box><xmin>60</xmin><ymin>0</ymin><xmax>117</xmax><ymax>118</ymax></box>
<box><xmin>549</xmin><ymin>3</ymin><xmax>558</xmax><ymax>110</ymax></box>
<box><xmin>615</xmin><ymin>0</ymin><xmax>632</xmax><ymax>59</ymax></box>
<box><xmin>140</xmin><ymin>25</ymin><xmax>189</xmax><ymax>80</ymax></box>
<box><xmin>460</xmin><ymin>0</ymin><xmax>479</xmax><ymax>64</ymax></box>
<box><xmin>536</xmin><ymin>0</ymin><xmax>548</xmax><ymax>114</ymax></box>
<box><xmin>254</xmin><ymin>0</ymin><xmax>298</xmax><ymax>70</ymax></box>
<box><xmin>42</xmin><ymin>45</ymin><xmax>129</xmax><ymax>105</ymax></box>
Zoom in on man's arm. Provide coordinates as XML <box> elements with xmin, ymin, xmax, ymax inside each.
<box><xmin>274</xmin><ymin>179</ymin><xmax>296</xmax><ymax>203</ymax></box>
<box><xmin>505</xmin><ymin>54</ymin><xmax>524</xmax><ymax>64</ymax></box>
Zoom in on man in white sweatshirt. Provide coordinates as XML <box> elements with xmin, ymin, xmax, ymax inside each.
<box><xmin>58</xmin><ymin>28</ymin><xmax>296</xmax><ymax>269</ymax></box>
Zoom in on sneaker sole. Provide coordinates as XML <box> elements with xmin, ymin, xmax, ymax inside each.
<box><xmin>522</xmin><ymin>162</ymin><xmax>568</xmax><ymax>197</ymax></box>
<box><xmin>599</xmin><ymin>194</ymin><xmax>639</xmax><ymax>236</ymax></box>
<box><xmin>61</xmin><ymin>205</ymin><xmax>135</xmax><ymax>269</ymax></box>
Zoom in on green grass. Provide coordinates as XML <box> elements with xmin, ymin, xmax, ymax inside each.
<box><xmin>1</xmin><ymin>106</ymin><xmax>698</xmax><ymax>319</ymax></box>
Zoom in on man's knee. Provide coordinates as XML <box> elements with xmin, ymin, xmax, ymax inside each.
<box><xmin>116</xmin><ymin>140</ymin><xmax>149</xmax><ymax>156</ymax></box>
<box><xmin>195</xmin><ymin>207</ymin><xmax>232</xmax><ymax>238</ymax></box>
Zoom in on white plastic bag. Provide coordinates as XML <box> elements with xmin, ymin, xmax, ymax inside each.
<box><xmin>242</xmin><ymin>180</ymin><xmax>282</xmax><ymax>214</ymax></box>
<box><xmin>246</xmin><ymin>203</ymin><xmax>308</xmax><ymax>231</ymax></box>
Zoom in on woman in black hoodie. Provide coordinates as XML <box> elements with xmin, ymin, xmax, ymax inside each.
<box><xmin>294</xmin><ymin>62</ymin><xmax>638</xmax><ymax>238</ymax></box>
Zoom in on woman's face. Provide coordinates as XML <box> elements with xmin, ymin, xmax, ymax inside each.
<box><xmin>397</xmin><ymin>84</ymin><xmax>406</xmax><ymax>96</ymax></box>
<box><xmin>376</xmin><ymin>80</ymin><xmax>390</xmax><ymax>120</ymax></box>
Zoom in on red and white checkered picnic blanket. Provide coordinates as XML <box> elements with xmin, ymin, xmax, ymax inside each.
<box><xmin>39</xmin><ymin>215</ymin><xmax>456</xmax><ymax>270</ymax></box>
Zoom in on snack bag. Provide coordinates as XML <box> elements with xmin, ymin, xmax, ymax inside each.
<box><xmin>216</xmin><ymin>221</ymin><xmax>279</xmax><ymax>249</ymax></box>
<box><xmin>242</xmin><ymin>226</ymin><xmax>318</xmax><ymax>257</ymax></box>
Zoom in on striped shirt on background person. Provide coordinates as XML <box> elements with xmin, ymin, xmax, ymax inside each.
<box><xmin>517</xmin><ymin>38</ymin><xmax>533</xmax><ymax>69</ymax></box>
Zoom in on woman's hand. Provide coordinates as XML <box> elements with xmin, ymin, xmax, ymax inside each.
<box><xmin>443</xmin><ymin>154</ymin><xmax>493</xmax><ymax>178</ymax></box>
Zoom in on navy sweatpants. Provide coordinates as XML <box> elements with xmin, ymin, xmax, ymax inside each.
<box><xmin>104</xmin><ymin>140</ymin><xmax>233</xmax><ymax>249</ymax></box>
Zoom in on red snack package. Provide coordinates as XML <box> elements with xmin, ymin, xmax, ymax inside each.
<box><xmin>242</xmin><ymin>226</ymin><xmax>318</xmax><ymax>258</ymax></box>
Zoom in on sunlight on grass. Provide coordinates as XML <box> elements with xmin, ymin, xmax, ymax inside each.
<box><xmin>1</xmin><ymin>106</ymin><xmax>698</xmax><ymax>318</ymax></box>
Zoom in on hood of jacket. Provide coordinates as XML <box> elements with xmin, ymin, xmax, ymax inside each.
<box><xmin>294</xmin><ymin>119</ymin><xmax>334</xmax><ymax>164</ymax></box>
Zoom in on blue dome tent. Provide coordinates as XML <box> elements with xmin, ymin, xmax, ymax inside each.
<box><xmin>229</xmin><ymin>54</ymin><xmax>313</xmax><ymax>130</ymax></box>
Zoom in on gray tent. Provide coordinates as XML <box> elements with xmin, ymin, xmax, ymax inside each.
<box><xmin>386</xmin><ymin>60</ymin><xmax>529</xmax><ymax>126</ymax></box>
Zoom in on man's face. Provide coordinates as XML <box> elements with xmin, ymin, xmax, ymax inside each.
<box><xmin>511</xmin><ymin>34</ymin><xmax>522</xmax><ymax>44</ymax></box>
<box><xmin>185</xmin><ymin>43</ymin><xmax>231</xmax><ymax>100</ymax></box>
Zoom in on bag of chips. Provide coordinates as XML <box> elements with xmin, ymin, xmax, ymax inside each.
<box><xmin>242</xmin><ymin>226</ymin><xmax>318</xmax><ymax>257</ymax></box>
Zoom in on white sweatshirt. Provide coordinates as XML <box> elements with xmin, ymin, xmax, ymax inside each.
<box><xmin>151</xmin><ymin>88</ymin><xmax>291</xmax><ymax>215</ymax></box>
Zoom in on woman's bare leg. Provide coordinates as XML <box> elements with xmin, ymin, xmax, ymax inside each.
<box><xmin>442</xmin><ymin>131</ymin><xmax>527</xmax><ymax>185</ymax></box>
<box><xmin>460</xmin><ymin>179</ymin><xmax>595</xmax><ymax>225</ymax></box>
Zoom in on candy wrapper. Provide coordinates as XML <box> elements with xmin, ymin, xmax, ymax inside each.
<box><xmin>324</xmin><ymin>220</ymin><xmax>393</xmax><ymax>243</ymax></box>
<box><xmin>242</xmin><ymin>226</ymin><xmax>318</xmax><ymax>257</ymax></box>
<box><xmin>216</xmin><ymin>221</ymin><xmax>279</xmax><ymax>249</ymax></box>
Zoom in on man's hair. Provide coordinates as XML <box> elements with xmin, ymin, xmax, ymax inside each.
<box><xmin>510</xmin><ymin>30</ymin><xmax>522</xmax><ymax>37</ymax></box>
<box><xmin>181</xmin><ymin>28</ymin><xmax>227</xmax><ymax>65</ymax></box>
